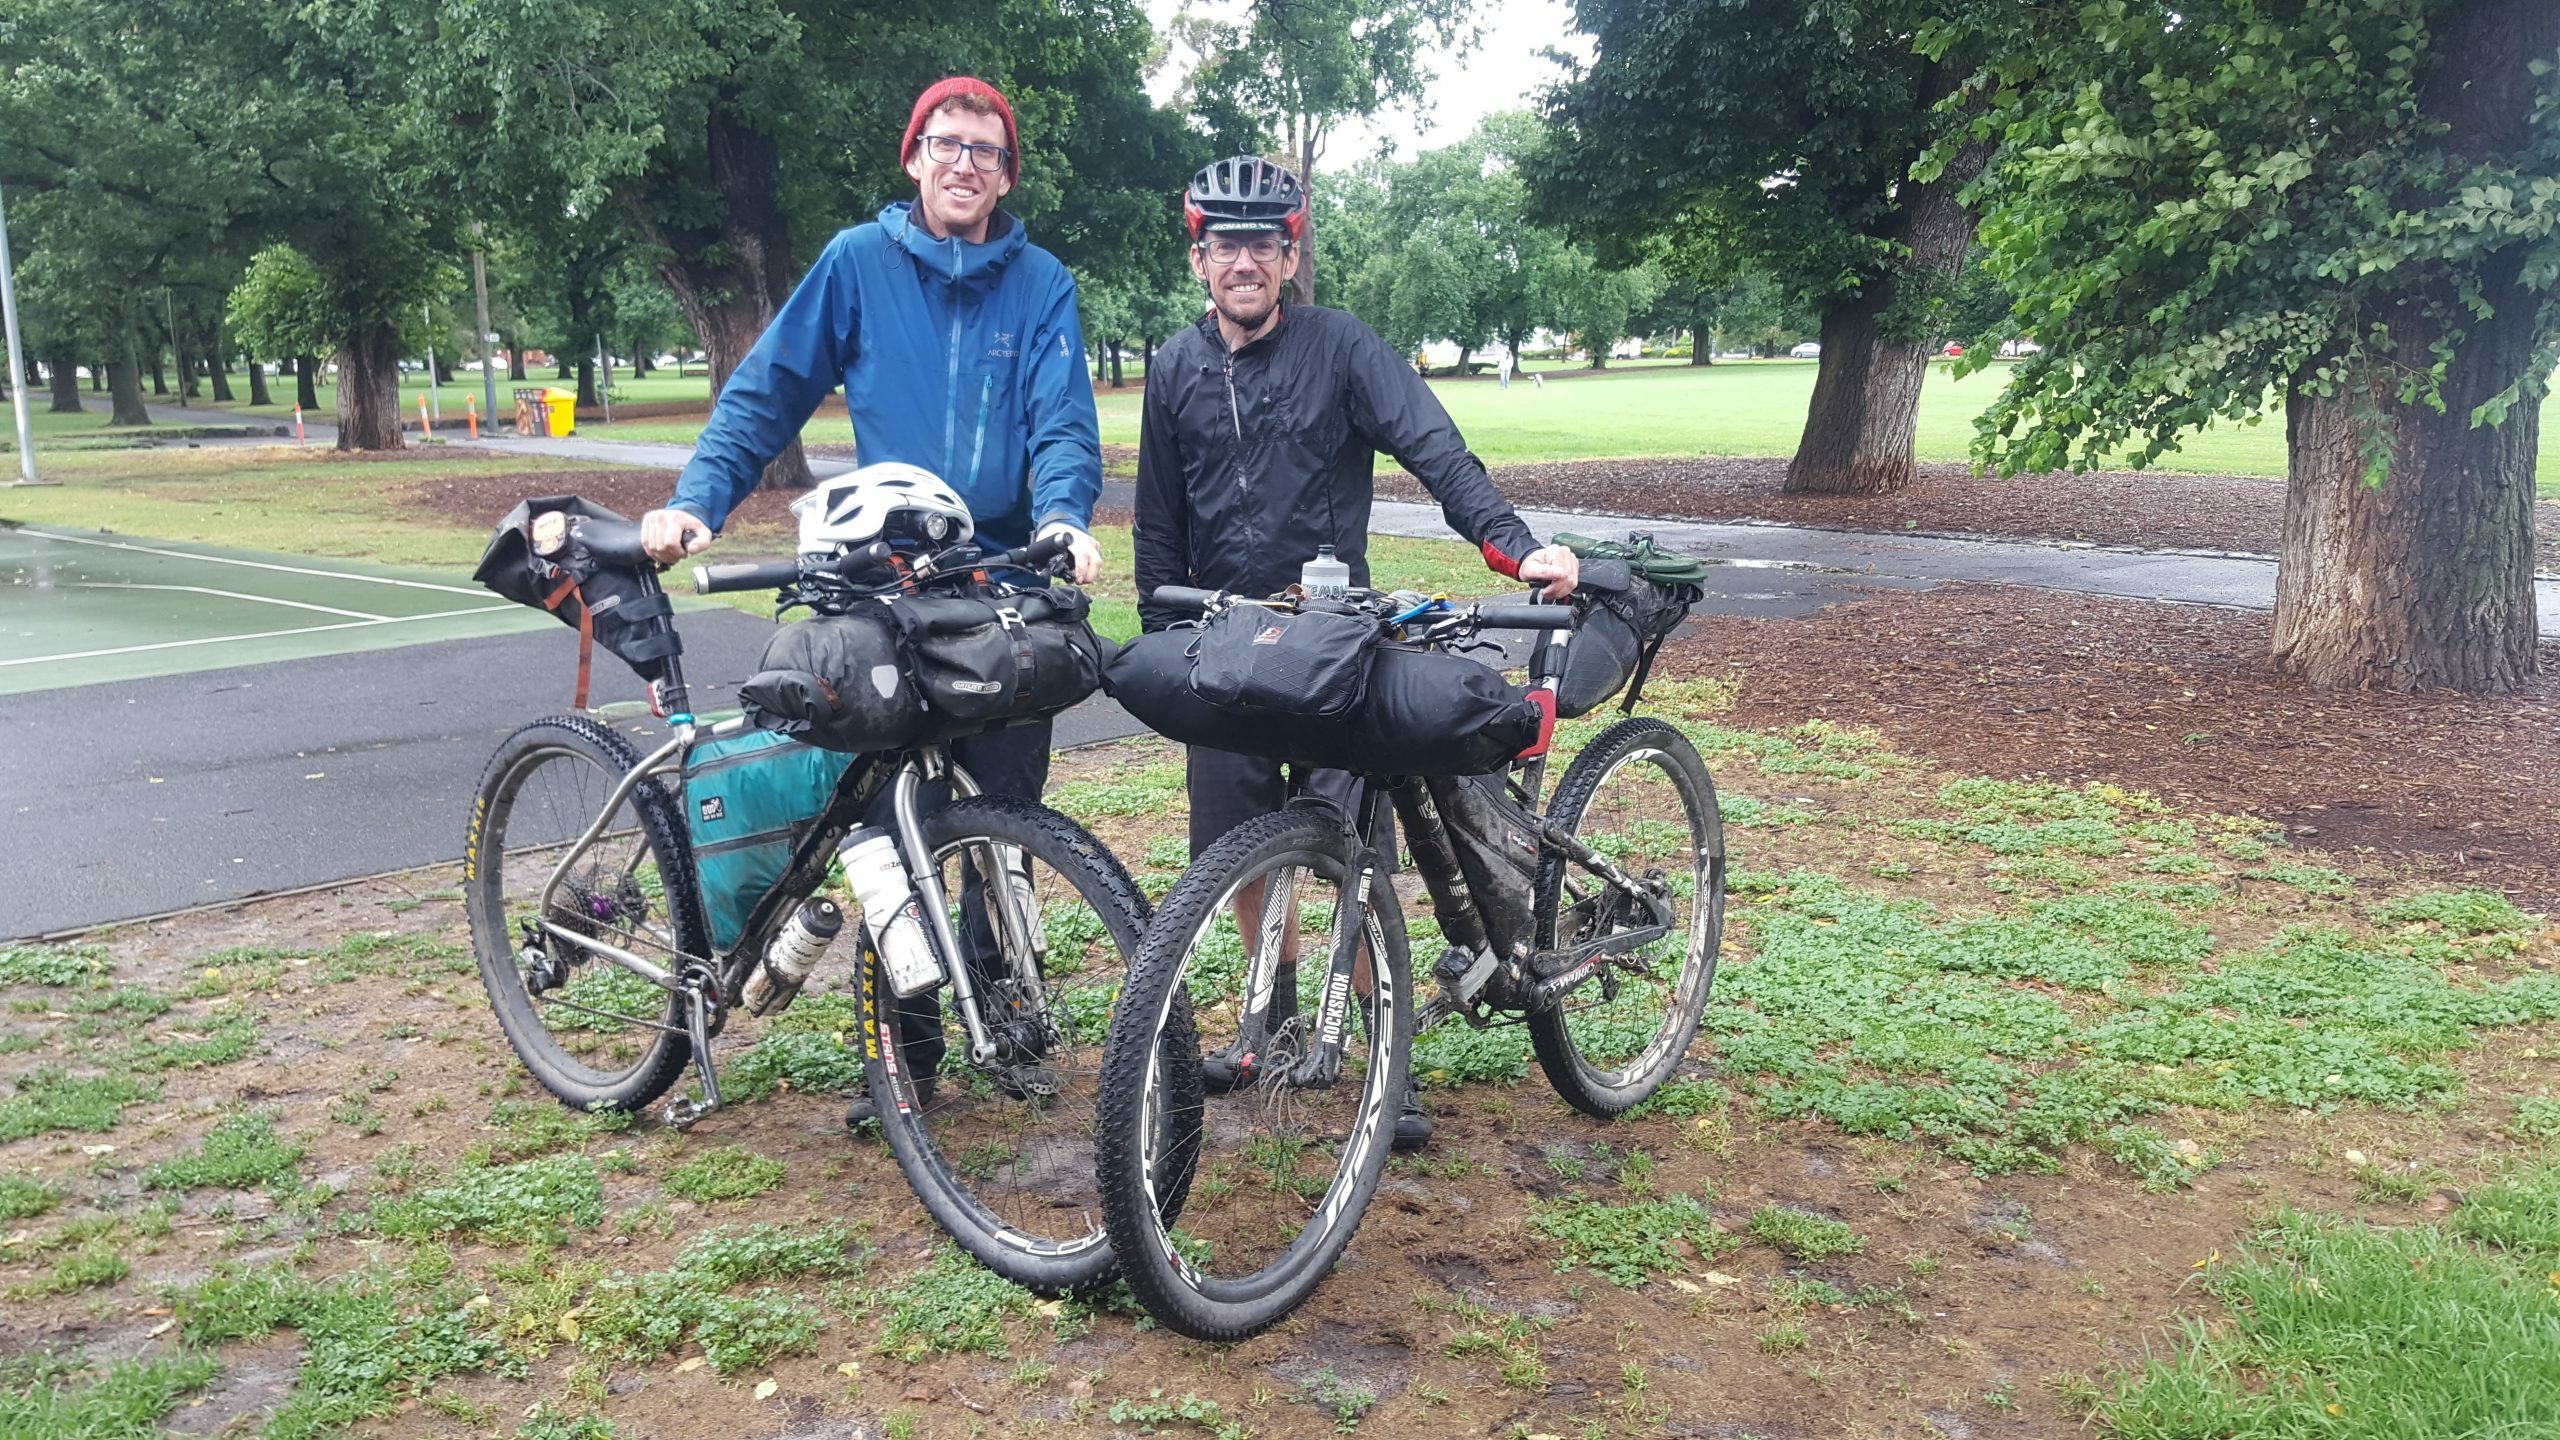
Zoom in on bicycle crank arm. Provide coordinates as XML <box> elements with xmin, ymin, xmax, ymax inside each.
<box><xmin>663</xmin><ymin>972</ymin><xmax>726</xmax><ymax>1129</ymax></box>
<box><xmin>1526</xmin><ymin>926</ymin><xmax>1672</xmax><ymax>1009</ymax></box>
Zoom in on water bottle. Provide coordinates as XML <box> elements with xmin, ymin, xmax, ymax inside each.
<box><xmin>838</xmin><ymin>827</ymin><xmax>945</xmax><ymax>998</ymax></box>
<box><xmin>741</xmin><ymin>897</ymin><xmax>843</xmax><ymax>1016</ymax></box>
<box><xmin>1300</xmin><ymin>544</ymin><xmax>1350</xmax><ymax>599</ymax></box>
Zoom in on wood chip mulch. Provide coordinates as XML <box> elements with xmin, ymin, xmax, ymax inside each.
<box><xmin>1672</xmin><ymin>583</ymin><xmax>2560</xmax><ymax>905</ymax></box>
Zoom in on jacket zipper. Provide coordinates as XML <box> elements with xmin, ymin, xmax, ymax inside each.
<box><xmin>967</xmin><ymin>374</ymin><xmax>992</xmax><ymax>489</ymax></box>
<box><xmin>1223</xmin><ymin>352</ymin><xmax>1242</xmax><ymax>442</ymax></box>
<box><xmin>943</xmin><ymin>241</ymin><xmax>965</xmax><ymax>479</ymax></box>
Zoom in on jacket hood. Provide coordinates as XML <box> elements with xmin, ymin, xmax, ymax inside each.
<box><xmin>881</xmin><ymin>201</ymin><xmax>1024</xmax><ymax>288</ymax></box>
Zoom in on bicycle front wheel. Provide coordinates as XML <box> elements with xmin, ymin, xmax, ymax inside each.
<box><xmin>464</xmin><ymin>715</ymin><xmax>706</xmax><ymax>1114</ymax></box>
<box><xmin>1095</xmin><ymin>807</ymin><xmax>1411</xmax><ymax>1341</ymax></box>
<box><xmin>1529</xmin><ymin>716</ymin><xmax>1725</xmax><ymax>1117</ymax></box>
<box><xmin>862</xmin><ymin>794</ymin><xmax>1186</xmax><ymax>1293</ymax></box>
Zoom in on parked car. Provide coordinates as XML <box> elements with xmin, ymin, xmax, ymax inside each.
<box><xmin>1942</xmin><ymin>342</ymin><xmax>1965</xmax><ymax>358</ymax></box>
<box><xmin>1788</xmin><ymin>342</ymin><xmax>1821</xmax><ymax>359</ymax></box>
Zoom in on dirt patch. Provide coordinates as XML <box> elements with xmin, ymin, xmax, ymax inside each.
<box><xmin>1673</xmin><ymin>582</ymin><xmax>2560</xmax><ymax>904</ymax></box>
<box><xmin>1378</xmin><ymin>456</ymin><xmax>2560</xmax><ymax>569</ymax></box>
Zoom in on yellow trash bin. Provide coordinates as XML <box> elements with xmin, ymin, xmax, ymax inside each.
<box><xmin>539</xmin><ymin>387</ymin><xmax>578</xmax><ymax>438</ymax></box>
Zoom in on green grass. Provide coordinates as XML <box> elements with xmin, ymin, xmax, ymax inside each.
<box><xmin>2101</xmin><ymin>1184</ymin><xmax>2560</xmax><ymax>1436</ymax></box>
<box><xmin>168</xmin><ymin>1261</ymin><xmax>509</xmax><ymax>1438</ymax></box>
<box><xmin>142</xmin><ymin>1111</ymin><xmax>305</xmax><ymax>1192</ymax></box>
<box><xmin>0</xmin><ymin>1352</ymin><xmax>221</xmax><ymax>1439</ymax></box>
<box><xmin>0</xmin><ymin>943</ymin><xmax>113</xmax><ymax>987</ymax></box>
<box><xmin>1746</xmin><ymin>1206</ymin><xmax>1866</xmax><ymax>1261</ymax></box>
<box><xmin>877</xmin><ymin>1245</ymin><xmax>1036</xmax><ymax>1362</ymax></box>
<box><xmin>0</xmin><ymin>1174</ymin><xmax>62</xmax><ymax>1220</ymax></box>
<box><xmin>660</xmin><ymin>1145</ymin><xmax>786</xmax><ymax>1204</ymax></box>
<box><xmin>723</xmin><ymin>992</ymin><xmax>867</xmax><ymax>1100</ymax></box>
<box><xmin>580</xmin><ymin>1223</ymin><xmax>860</xmax><ymax>1373</ymax></box>
<box><xmin>10</xmin><ymin>1238</ymin><xmax>130</xmax><ymax>1297</ymax></box>
<box><xmin>370</xmin><ymin>1155</ymin><xmax>605</xmax><ymax>1244</ymax></box>
<box><xmin>0</xmin><ymin>1069</ymin><xmax>157</xmax><ymax>1141</ymax></box>
<box><xmin>1528</xmin><ymin>1193</ymin><xmax>1738</xmax><ymax>1286</ymax></box>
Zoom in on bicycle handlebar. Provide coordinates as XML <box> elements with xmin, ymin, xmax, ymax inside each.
<box><xmin>985</xmin><ymin>531</ymin><xmax>1074</xmax><ymax>575</ymax></box>
<box><xmin>1149</xmin><ymin>585</ymin><xmax>1220</xmax><ymax>613</ymax></box>
<box><xmin>692</xmin><ymin>540</ymin><xmax>895</xmax><ymax>596</ymax></box>
<box><xmin>1473</xmin><ymin>602</ymin><xmax>1575</xmax><ymax>631</ymax></box>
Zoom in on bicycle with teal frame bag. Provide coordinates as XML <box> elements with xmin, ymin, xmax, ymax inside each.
<box><xmin>462</xmin><ymin>496</ymin><xmax>1200</xmax><ymax>1295</ymax></box>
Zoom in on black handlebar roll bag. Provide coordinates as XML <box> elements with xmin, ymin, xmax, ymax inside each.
<box><xmin>741</xmin><ymin>587</ymin><xmax>1105</xmax><ymax>754</ymax></box>
<box><xmin>1105</xmin><ymin>628</ymin><xmax>1541</xmax><ymax>776</ymax></box>
<box><xmin>1187</xmin><ymin>603</ymin><xmax>1375</xmax><ymax>718</ymax></box>
<box><xmin>474</xmin><ymin>495</ymin><xmax>682</xmax><ymax>708</ymax></box>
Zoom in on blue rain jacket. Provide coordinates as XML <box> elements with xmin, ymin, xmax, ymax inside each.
<box><xmin>669</xmin><ymin>203</ymin><xmax>1101</xmax><ymax>550</ymax></box>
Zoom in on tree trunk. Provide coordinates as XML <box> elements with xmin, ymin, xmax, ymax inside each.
<box><xmin>333</xmin><ymin>321</ymin><xmax>405</xmax><ymax>451</ymax></box>
<box><xmin>576</xmin><ymin>357</ymin><xmax>598</xmax><ymax>409</ymax></box>
<box><xmin>174</xmin><ymin>318</ymin><xmax>199</xmax><ymax>400</ymax></box>
<box><xmin>1691</xmin><ymin>328</ymin><xmax>1711</xmax><ymax>365</ymax></box>
<box><xmin>148</xmin><ymin>345</ymin><xmax>166</xmax><ymax>396</ymax></box>
<box><xmin>245</xmin><ymin>357</ymin><xmax>271</xmax><ymax>407</ymax></box>
<box><xmin>1287</xmin><ymin>133</ymin><xmax>1318</xmax><ymax>308</ymax></box>
<box><xmin>1588</xmin><ymin>345</ymin><xmax>1606</xmax><ymax>370</ymax></box>
<box><xmin>508</xmin><ymin>346</ymin><xmax>527</xmax><ymax>382</ymax></box>
<box><xmin>1109</xmin><ymin>341</ymin><xmax>1123</xmax><ymax>388</ymax></box>
<box><xmin>90</xmin><ymin>361</ymin><xmax>102</xmax><ymax>392</ymax></box>
<box><xmin>1783</xmin><ymin>288</ymin><xmax>1926</xmax><ymax>494</ymax></box>
<box><xmin>638</xmin><ymin>101</ymin><xmax>812</xmax><ymax>492</ymax></box>
<box><xmin>1142</xmin><ymin>337</ymin><xmax>1155</xmax><ymax>376</ymax></box>
<box><xmin>46</xmin><ymin>350</ymin><xmax>82</xmax><ymax>413</ymax></box>
<box><xmin>555</xmin><ymin>354</ymin><xmax>572</xmax><ymax>380</ymax></box>
<box><xmin>206</xmin><ymin>321</ymin><xmax>235</xmax><ymax>402</ymax></box>
<box><xmin>2266</xmin><ymin>0</ymin><xmax>2554</xmax><ymax>693</ymax></box>
<box><xmin>630</xmin><ymin>346</ymin><xmax>650</xmax><ymax>379</ymax></box>
<box><xmin>294</xmin><ymin>354</ymin><xmax>319</xmax><ymax>411</ymax></box>
<box><xmin>432</xmin><ymin>352</ymin><xmax>453</xmax><ymax>385</ymax></box>
<box><xmin>108</xmin><ymin>307</ymin><xmax>150</xmax><ymax>426</ymax></box>
<box><xmin>1456</xmin><ymin>346</ymin><xmax>1472</xmax><ymax>377</ymax></box>
<box><xmin>1784</xmin><ymin>57</ymin><xmax>1987</xmax><ymax>495</ymax></box>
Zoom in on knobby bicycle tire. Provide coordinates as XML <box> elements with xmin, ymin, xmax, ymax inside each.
<box><xmin>1094</xmin><ymin>806</ymin><xmax>1411</xmax><ymax>1340</ymax></box>
<box><xmin>862</xmin><ymin>794</ymin><xmax>1197</xmax><ymax>1293</ymax></box>
<box><xmin>1528</xmin><ymin>716</ymin><xmax>1725</xmax><ymax>1116</ymax></box>
<box><xmin>465</xmin><ymin>714</ymin><xmax>707</xmax><ymax>1114</ymax></box>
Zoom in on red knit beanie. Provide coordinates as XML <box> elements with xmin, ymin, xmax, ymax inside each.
<box><xmin>901</xmin><ymin>76</ymin><xmax>1019</xmax><ymax>183</ymax></box>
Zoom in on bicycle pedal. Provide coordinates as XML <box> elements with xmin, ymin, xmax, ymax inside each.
<box><xmin>661</xmin><ymin>1096</ymin><xmax>716</xmax><ymax>1130</ymax></box>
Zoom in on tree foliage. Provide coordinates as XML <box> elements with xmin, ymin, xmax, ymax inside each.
<box><xmin>1957</xmin><ymin>1</ymin><xmax>2560</xmax><ymax>478</ymax></box>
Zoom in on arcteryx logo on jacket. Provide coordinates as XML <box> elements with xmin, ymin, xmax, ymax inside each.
<box><xmin>669</xmin><ymin>202</ymin><xmax>1101</xmax><ymax>551</ymax></box>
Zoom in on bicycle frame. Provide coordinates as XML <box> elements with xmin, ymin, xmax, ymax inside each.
<box><xmin>512</xmin><ymin>561</ymin><xmax>1046</xmax><ymax>1125</ymax></box>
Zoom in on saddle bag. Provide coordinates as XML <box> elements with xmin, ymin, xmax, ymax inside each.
<box><xmin>682</xmin><ymin>728</ymin><xmax>854</xmax><ymax>953</ymax></box>
<box><xmin>473</xmin><ymin>495</ymin><xmax>683</xmax><ymax>707</ymax></box>
<box><xmin>740</xmin><ymin>608</ymin><xmax>927</xmax><ymax>753</ymax></box>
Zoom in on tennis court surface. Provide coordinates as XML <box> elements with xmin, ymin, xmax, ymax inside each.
<box><xmin>1</xmin><ymin>523</ymin><xmax>547</xmax><ymax>695</ymax></box>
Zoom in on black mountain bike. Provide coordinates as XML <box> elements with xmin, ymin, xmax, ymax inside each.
<box><xmin>1092</xmin><ymin>580</ymin><xmax>1726</xmax><ymax>1339</ymax></box>
<box><xmin>463</xmin><ymin>517</ymin><xmax>1195</xmax><ymax>1291</ymax></box>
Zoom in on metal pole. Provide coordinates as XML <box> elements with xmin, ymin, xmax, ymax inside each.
<box><xmin>471</xmin><ymin>242</ymin><xmax>498</xmax><ymax>426</ymax></box>
<box><xmin>422</xmin><ymin>303</ymin><xmax>439</xmax><ymax>419</ymax></box>
<box><xmin>164</xmin><ymin>286</ymin><xmax>179</xmax><ymax>404</ymax></box>
<box><xmin>0</xmin><ymin>185</ymin><xmax>43</xmax><ymax>486</ymax></box>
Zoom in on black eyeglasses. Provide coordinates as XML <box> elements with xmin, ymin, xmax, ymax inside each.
<box><xmin>920</xmin><ymin>134</ymin><xmax>1011</xmax><ymax>173</ymax></box>
<box><xmin>1198</xmin><ymin>234</ymin><xmax>1289</xmax><ymax>264</ymax></box>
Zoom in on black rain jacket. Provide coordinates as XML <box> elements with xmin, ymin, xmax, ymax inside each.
<box><xmin>1134</xmin><ymin>304</ymin><xmax>1540</xmax><ymax>631</ymax></box>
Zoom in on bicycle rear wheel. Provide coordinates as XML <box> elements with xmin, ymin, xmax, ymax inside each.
<box><xmin>464</xmin><ymin>715</ymin><xmax>706</xmax><ymax>1114</ymax></box>
<box><xmin>1095</xmin><ymin>807</ymin><xmax>1410</xmax><ymax>1341</ymax></box>
<box><xmin>1529</xmin><ymin>717</ymin><xmax>1724</xmax><ymax>1116</ymax></box>
<box><xmin>862</xmin><ymin>795</ymin><xmax>1190</xmax><ymax>1293</ymax></box>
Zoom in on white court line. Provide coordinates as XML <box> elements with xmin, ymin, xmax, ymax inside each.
<box><xmin>14</xmin><ymin>527</ymin><xmax>491</xmax><ymax>597</ymax></box>
<box><xmin>67</xmin><ymin>582</ymin><xmax>388</xmax><ymax>622</ymax></box>
<box><xmin>0</xmin><ymin>604</ymin><xmax>521</xmax><ymax>668</ymax></box>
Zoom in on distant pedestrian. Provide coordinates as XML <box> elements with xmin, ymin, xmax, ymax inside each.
<box><xmin>1531</xmin><ymin>370</ymin><xmax>1544</xmax><ymax>390</ymax></box>
<box><xmin>1497</xmin><ymin>351</ymin><xmax>1513</xmax><ymax>389</ymax></box>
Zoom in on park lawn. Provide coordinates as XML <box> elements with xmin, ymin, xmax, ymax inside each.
<box><xmin>0</xmin><ymin>445</ymin><xmax>615</xmax><ymax>574</ymax></box>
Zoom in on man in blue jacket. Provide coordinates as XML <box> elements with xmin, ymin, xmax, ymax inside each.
<box><xmin>640</xmin><ymin>76</ymin><xmax>1104</xmax><ymax>1127</ymax></box>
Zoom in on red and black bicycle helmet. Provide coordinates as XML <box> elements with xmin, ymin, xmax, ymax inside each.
<box><xmin>1184</xmin><ymin>156</ymin><xmax>1308</xmax><ymax>244</ymax></box>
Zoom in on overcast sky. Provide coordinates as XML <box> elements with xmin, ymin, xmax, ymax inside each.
<box><xmin>1141</xmin><ymin>0</ymin><xmax>1593</xmax><ymax>165</ymax></box>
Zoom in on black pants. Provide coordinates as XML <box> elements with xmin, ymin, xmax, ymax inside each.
<box><xmin>868</xmin><ymin>716</ymin><xmax>1053</xmax><ymax>1076</ymax></box>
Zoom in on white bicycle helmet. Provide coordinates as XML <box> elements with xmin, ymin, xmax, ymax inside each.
<box><xmin>790</xmin><ymin>462</ymin><xmax>975</xmax><ymax>554</ymax></box>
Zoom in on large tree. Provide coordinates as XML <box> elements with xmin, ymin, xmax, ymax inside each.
<box><xmin>1966</xmin><ymin>0</ymin><xmax>2560</xmax><ymax>693</ymax></box>
<box><xmin>1530</xmin><ymin>0</ymin><xmax>1988</xmax><ymax>493</ymax></box>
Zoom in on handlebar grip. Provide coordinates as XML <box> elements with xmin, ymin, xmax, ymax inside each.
<box><xmin>989</xmin><ymin>531</ymin><xmax>1074</xmax><ymax>574</ymax></box>
<box><xmin>1474</xmin><ymin>602</ymin><xmax>1576</xmax><ymax>631</ymax></box>
<box><xmin>1149</xmin><ymin>585</ymin><xmax>1220</xmax><ymax>613</ymax></box>
<box><xmin>693</xmin><ymin>559</ymin><xmax>803</xmax><ymax>595</ymax></box>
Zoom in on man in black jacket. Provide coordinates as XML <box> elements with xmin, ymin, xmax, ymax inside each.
<box><xmin>1134</xmin><ymin>156</ymin><xmax>1580</xmax><ymax>1150</ymax></box>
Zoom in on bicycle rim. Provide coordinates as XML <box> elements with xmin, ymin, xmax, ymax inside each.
<box><xmin>870</xmin><ymin>797</ymin><xmax>1153</xmax><ymax>1282</ymax></box>
<box><xmin>1533</xmin><ymin>721</ymin><xmax>1724</xmax><ymax>1108</ymax></box>
<box><xmin>467</xmin><ymin>722</ymin><xmax>697</xmax><ymax>1107</ymax></box>
<box><xmin>1106</xmin><ymin>811</ymin><xmax>1407</xmax><ymax>1335</ymax></box>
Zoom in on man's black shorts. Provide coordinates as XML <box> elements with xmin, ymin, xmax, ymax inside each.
<box><xmin>1185</xmin><ymin>746</ymin><xmax>1363</xmax><ymax>858</ymax></box>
